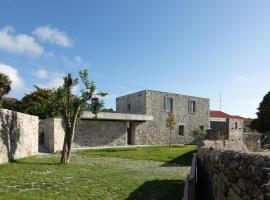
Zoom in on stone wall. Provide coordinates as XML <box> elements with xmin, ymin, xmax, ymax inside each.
<box><xmin>0</xmin><ymin>109</ymin><xmax>38</xmax><ymax>164</ymax></box>
<box><xmin>43</xmin><ymin>118</ymin><xmax>65</xmax><ymax>153</ymax></box>
<box><xmin>197</xmin><ymin>147</ymin><xmax>270</xmax><ymax>200</ymax></box>
<box><xmin>116</xmin><ymin>90</ymin><xmax>210</xmax><ymax>145</ymax></box>
<box><xmin>73</xmin><ymin>120</ymin><xmax>127</xmax><ymax>148</ymax></box>
<box><xmin>42</xmin><ymin>118</ymin><xmax>128</xmax><ymax>152</ymax></box>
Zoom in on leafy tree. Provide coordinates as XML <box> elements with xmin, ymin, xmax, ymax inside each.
<box><xmin>251</xmin><ymin>91</ymin><xmax>270</xmax><ymax>133</ymax></box>
<box><xmin>0</xmin><ymin>73</ymin><xmax>12</xmax><ymax>107</ymax></box>
<box><xmin>56</xmin><ymin>70</ymin><xmax>107</xmax><ymax>164</ymax></box>
<box><xmin>17</xmin><ymin>86</ymin><xmax>60</xmax><ymax>119</ymax></box>
<box><xmin>166</xmin><ymin>112</ymin><xmax>176</xmax><ymax>148</ymax></box>
<box><xmin>192</xmin><ymin>129</ymin><xmax>206</xmax><ymax>145</ymax></box>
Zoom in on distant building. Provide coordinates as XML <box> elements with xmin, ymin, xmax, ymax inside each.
<box><xmin>209</xmin><ymin>110</ymin><xmax>251</xmax><ymax>140</ymax></box>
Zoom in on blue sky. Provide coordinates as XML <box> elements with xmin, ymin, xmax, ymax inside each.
<box><xmin>0</xmin><ymin>0</ymin><xmax>270</xmax><ymax>118</ymax></box>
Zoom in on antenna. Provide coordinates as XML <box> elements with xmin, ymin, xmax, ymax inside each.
<box><xmin>219</xmin><ymin>93</ymin><xmax>222</xmax><ymax>111</ymax></box>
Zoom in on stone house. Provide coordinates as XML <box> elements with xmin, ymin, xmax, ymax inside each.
<box><xmin>42</xmin><ymin>90</ymin><xmax>210</xmax><ymax>152</ymax></box>
<box><xmin>116</xmin><ymin>90</ymin><xmax>210</xmax><ymax>145</ymax></box>
<box><xmin>209</xmin><ymin>110</ymin><xmax>245</xmax><ymax>141</ymax></box>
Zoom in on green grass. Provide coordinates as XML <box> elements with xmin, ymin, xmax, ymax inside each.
<box><xmin>77</xmin><ymin>144</ymin><xmax>197</xmax><ymax>166</ymax></box>
<box><xmin>0</xmin><ymin>145</ymin><xmax>196</xmax><ymax>200</ymax></box>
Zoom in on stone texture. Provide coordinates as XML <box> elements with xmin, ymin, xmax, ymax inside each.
<box><xmin>73</xmin><ymin>120</ymin><xmax>127</xmax><ymax>148</ymax></box>
<box><xmin>43</xmin><ymin>118</ymin><xmax>65</xmax><ymax>153</ymax></box>
<box><xmin>117</xmin><ymin>90</ymin><xmax>210</xmax><ymax>145</ymax></box>
<box><xmin>197</xmin><ymin>147</ymin><xmax>270</xmax><ymax>200</ymax></box>
<box><xmin>0</xmin><ymin>108</ymin><xmax>38</xmax><ymax>164</ymax></box>
<box><xmin>42</xmin><ymin>118</ymin><xmax>128</xmax><ymax>152</ymax></box>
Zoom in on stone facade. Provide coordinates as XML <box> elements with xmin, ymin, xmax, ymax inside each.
<box><xmin>117</xmin><ymin>90</ymin><xmax>210</xmax><ymax>145</ymax></box>
<box><xmin>42</xmin><ymin>118</ymin><xmax>128</xmax><ymax>152</ymax></box>
<box><xmin>197</xmin><ymin>147</ymin><xmax>270</xmax><ymax>200</ymax></box>
<box><xmin>0</xmin><ymin>109</ymin><xmax>38</xmax><ymax>164</ymax></box>
<box><xmin>43</xmin><ymin>118</ymin><xmax>65</xmax><ymax>153</ymax></box>
<box><xmin>73</xmin><ymin>120</ymin><xmax>127</xmax><ymax>148</ymax></box>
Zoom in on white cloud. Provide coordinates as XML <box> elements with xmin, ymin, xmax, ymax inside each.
<box><xmin>33</xmin><ymin>25</ymin><xmax>72</xmax><ymax>47</ymax></box>
<box><xmin>0</xmin><ymin>63</ymin><xmax>25</xmax><ymax>91</ymax></box>
<box><xmin>0</xmin><ymin>26</ymin><xmax>44</xmax><ymax>56</ymax></box>
<box><xmin>47</xmin><ymin>72</ymin><xmax>65</xmax><ymax>88</ymax></box>
<box><xmin>34</xmin><ymin>68</ymin><xmax>48</xmax><ymax>79</ymax></box>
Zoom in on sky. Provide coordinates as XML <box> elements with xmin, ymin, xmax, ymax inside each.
<box><xmin>0</xmin><ymin>0</ymin><xmax>270</xmax><ymax>118</ymax></box>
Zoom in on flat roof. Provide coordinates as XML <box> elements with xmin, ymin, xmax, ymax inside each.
<box><xmin>81</xmin><ymin>111</ymin><xmax>153</xmax><ymax>122</ymax></box>
<box><xmin>116</xmin><ymin>89</ymin><xmax>209</xmax><ymax>101</ymax></box>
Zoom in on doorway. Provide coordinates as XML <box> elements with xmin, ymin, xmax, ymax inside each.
<box><xmin>127</xmin><ymin>122</ymin><xmax>135</xmax><ymax>145</ymax></box>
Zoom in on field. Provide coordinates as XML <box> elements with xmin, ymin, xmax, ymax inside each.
<box><xmin>0</xmin><ymin>145</ymin><xmax>196</xmax><ymax>200</ymax></box>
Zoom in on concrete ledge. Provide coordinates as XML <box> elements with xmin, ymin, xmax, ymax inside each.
<box><xmin>81</xmin><ymin>111</ymin><xmax>153</xmax><ymax>121</ymax></box>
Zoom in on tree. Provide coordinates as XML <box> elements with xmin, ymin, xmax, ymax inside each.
<box><xmin>192</xmin><ymin>129</ymin><xmax>206</xmax><ymax>145</ymax></box>
<box><xmin>56</xmin><ymin>70</ymin><xmax>107</xmax><ymax>164</ymax></box>
<box><xmin>251</xmin><ymin>91</ymin><xmax>270</xmax><ymax>133</ymax></box>
<box><xmin>166</xmin><ymin>112</ymin><xmax>176</xmax><ymax>148</ymax></box>
<box><xmin>0</xmin><ymin>73</ymin><xmax>12</xmax><ymax>107</ymax></box>
<box><xmin>17</xmin><ymin>86</ymin><xmax>60</xmax><ymax>119</ymax></box>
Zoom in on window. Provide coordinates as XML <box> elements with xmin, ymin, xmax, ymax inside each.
<box><xmin>189</xmin><ymin>100</ymin><xmax>196</xmax><ymax>113</ymax></box>
<box><xmin>165</xmin><ymin>98</ymin><xmax>173</xmax><ymax>112</ymax></box>
<box><xmin>127</xmin><ymin>104</ymin><xmax>131</xmax><ymax>112</ymax></box>
<box><xmin>179</xmin><ymin>125</ymin><xmax>185</xmax><ymax>135</ymax></box>
<box><xmin>199</xmin><ymin>126</ymin><xmax>204</xmax><ymax>131</ymax></box>
<box><xmin>235</xmin><ymin>122</ymin><xmax>238</xmax><ymax>129</ymax></box>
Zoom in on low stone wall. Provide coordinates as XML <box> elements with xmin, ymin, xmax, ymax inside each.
<box><xmin>0</xmin><ymin>109</ymin><xmax>38</xmax><ymax>164</ymax></box>
<box><xmin>197</xmin><ymin>147</ymin><xmax>270</xmax><ymax>200</ymax></box>
<box><xmin>242</xmin><ymin>133</ymin><xmax>261</xmax><ymax>152</ymax></box>
<box><xmin>42</xmin><ymin>118</ymin><xmax>128</xmax><ymax>152</ymax></box>
<box><xmin>201</xmin><ymin>133</ymin><xmax>262</xmax><ymax>152</ymax></box>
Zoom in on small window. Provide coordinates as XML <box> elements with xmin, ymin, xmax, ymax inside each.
<box><xmin>189</xmin><ymin>100</ymin><xmax>196</xmax><ymax>113</ymax></box>
<box><xmin>127</xmin><ymin>104</ymin><xmax>131</xmax><ymax>112</ymax></box>
<box><xmin>199</xmin><ymin>126</ymin><xmax>204</xmax><ymax>131</ymax></box>
<box><xmin>235</xmin><ymin>122</ymin><xmax>238</xmax><ymax>129</ymax></box>
<box><xmin>165</xmin><ymin>98</ymin><xmax>173</xmax><ymax>112</ymax></box>
<box><xmin>179</xmin><ymin>125</ymin><xmax>185</xmax><ymax>135</ymax></box>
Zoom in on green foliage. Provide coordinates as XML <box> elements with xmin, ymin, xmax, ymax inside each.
<box><xmin>252</xmin><ymin>91</ymin><xmax>270</xmax><ymax>133</ymax></box>
<box><xmin>192</xmin><ymin>128</ymin><xmax>206</xmax><ymax>142</ymax></box>
<box><xmin>55</xmin><ymin>70</ymin><xmax>108</xmax><ymax>121</ymax></box>
<box><xmin>17</xmin><ymin>86</ymin><xmax>60</xmax><ymax>119</ymax></box>
<box><xmin>0</xmin><ymin>73</ymin><xmax>12</xmax><ymax>106</ymax></box>
<box><xmin>166</xmin><ymin>112</ymin><xmax>176</xmax><ymax>130</ymax></box>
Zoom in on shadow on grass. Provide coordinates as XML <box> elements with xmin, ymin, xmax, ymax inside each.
<box><xmin>161</xmin><ymin>149</ymin><xmax>197</xmax><ymax>167</ymax></box>
<box><xmin>126</xmin><ymin>179</ymin><xmax>184</xmax><ymax>200</ymax></box>
<box><xmin>9</xmin><ymin>160</ymin><xmax>58</xmax><ymax>166</ymax></box>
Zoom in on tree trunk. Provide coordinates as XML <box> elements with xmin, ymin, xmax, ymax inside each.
<box><xmin>169</xmin><ymin>129</ymin><xmax>172</xmax><ymax>148</ymax></box>
<box><xmin>60</xmin><ymin>106</ymin><xmax>80</xmax><ymax>164</ymax></box>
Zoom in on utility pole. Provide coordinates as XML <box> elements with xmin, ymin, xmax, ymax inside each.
<box><xmin>219</xmin><ymin>93</ymin><xmax>222</xmax><ymax>111</ymax></box>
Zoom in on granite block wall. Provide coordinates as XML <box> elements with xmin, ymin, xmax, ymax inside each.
<box><xmin>117</xmin><ymin>90</ymin><xmax>210</xmax><ymax>145</ymax></box>
<box><xmin>0</xmin><ymin>109</ymin><xmax>38</xmax><ymax>164</ymax></box>
<box><xmin>42</xmin><ymin>118</ymin><xmax>128</xmax><ymax>152</ymax></box>
<box><xmin>197</xmin><ymin>147</ymin><xmax>270</xmax><ymax>200</ymax></box>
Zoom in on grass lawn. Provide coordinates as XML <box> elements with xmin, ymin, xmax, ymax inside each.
<box><xmin>0</xmin><ymin>145</ymin><xmax>196</xmax><ymax>200</ymax></box>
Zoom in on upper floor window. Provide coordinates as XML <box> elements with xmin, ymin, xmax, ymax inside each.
<box><xmin>189</xmin><ymin>100</ymin><xmax>196</xmax><ymax>113</ymax></box>
<box><xmin>165</xmin><ymin>98</ymin><xmax>173</xmax><ymax>112</ymax></box>
<box><xmin>235</xmin><ymin>122</ymin><xmax>238</xmax><ymax>129</ymax></box>
<box><xmin>127</xmin><ymin>104</ymin><xmax>131</xmax><ymax>112</ymax></box>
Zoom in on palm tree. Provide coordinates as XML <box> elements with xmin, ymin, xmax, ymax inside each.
<box><xmin>0</xmin><ymin>73</ymin><xmax>12</xmax><ymax>106</ymax></box>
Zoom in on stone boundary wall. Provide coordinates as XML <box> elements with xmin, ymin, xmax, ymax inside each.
<box><xmin>197</xmin><ymin>147</ymin><xmax>270</xmax><ymax>200</ymax></box>
<box><xmin>42</xmin><ymin>118</ymin><xmax>128</xmax><ymax>152</ymax></box>
<box><xmin>0</xmin><ymin>108</ymin><xmax>38</xmax><ymax>164</ymax></box>
<box><xmin>201</xmin><ymin>133</ymin><xmax>262</xmax><ymax>152</ymax></box>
